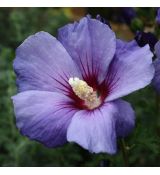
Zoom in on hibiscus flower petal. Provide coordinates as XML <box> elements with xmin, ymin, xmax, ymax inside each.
<box><xmin>14</xmin><ymin>31</ymin><xmax>81</xmax><ymax>94</ymax></box>
<box><xmin>153</xmin><ymin>60</ymin><xmax>160</xmax><ymax>93</ymax></box>
<box><xmin>12</xmin><ymin>90</ymin><xmax>77</xmax><ymax>147</ymax></box>
<box><xmin>116</xmin><ymin>39</ymin><xmax>139</xmax><ymax>56</ymax></box>
<box><xmin>105</xmin><ymin>44</ymin><xmax>155</xmax><ymax>102</ymax></box>
<box><xmin>58</xmin><ymin>16</ymin><xmax>116</xmax><ymax>83</ymax></box>
<box><xmin>114</xmin><ymin>99</ymin><xmax>135</xmax><ymax>137</ymax></box>
<box><xmin>155</xmin><ymin>40</ymin><xmax>160</xmax><ymax>57</ymax></box>
<box><xmin>67</xmin><ymin>102</ymin><xmax>117</xmax><ymax>154</ymax></box>
<box><xmin>152</xmin><ymin>41</ymin><xmax>160</xmax><ymax>93</ymax></box>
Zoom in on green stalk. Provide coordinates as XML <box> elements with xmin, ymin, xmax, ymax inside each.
<box><xmin>155</xmin><ymin>92</ymin><xmax>160</xmax><ymax>115</ymax></box>
<box><xmin>120</xmin><ymin>138</ymin><xmax>129</xmax><ymax>167</ymax></box>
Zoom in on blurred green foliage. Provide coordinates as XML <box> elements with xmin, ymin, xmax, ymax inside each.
<box><xmin>0</xmin><ymin>7</ymin><xmax>160</xmax><ymax>167</ymax></box>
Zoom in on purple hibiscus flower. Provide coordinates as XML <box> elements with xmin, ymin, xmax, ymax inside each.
<box><xmin>156</xmin><ymin>8</ymin><xmax>160</xmax><ymax>24</ymax></box>
<box><xmin>121</xmin><ymin>7</ymin><xmax>136</xmax><ymax>24</ymax></box>
<box><xmin>152</xmin><ymin>41</ymin><xmax>160</xmax><ymax>93</ymax></box>
<box><xmin>135</xmin><ymin>31</ymin><xmax>158</xmax><ymax>52</ymax></box>
<box><xmin>12</xmin><ymin>16</ymin><xmax>154</xmax><ymax>154</ymax></box>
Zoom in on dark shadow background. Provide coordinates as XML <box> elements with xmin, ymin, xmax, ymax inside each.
<box><xmin>0</xmin><ymin>7</ymin><xmax>160</xmax><ymax>167</ymax></box>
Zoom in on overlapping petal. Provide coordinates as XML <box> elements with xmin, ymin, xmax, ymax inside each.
<box><xmin>58</xmin><ymin>16</ymin><xmax>116</xmax><ymax>83</ymax></box>
<box><xmin>67</xmin><ymin>102</ymin><xmax>117</xmax><ymax>154</ymax></box>
<box><xmin>67</xmin><ymin>98</ymin><xmax>135</xmax><ymax>154</ymax></box>
<box><xmin>114</xmin><ymin>99</ymin><xmax>135</xmax><ymax>137</ymax></box>
<box><xmin>12</xmin><ymin>91</ymin><xmax>77</xmax><ymax>147</ymax></box>
<box><xmin>116</xmin><ymin>39</ymin><xmax>139</xmax><ymax>56</ymax></box>
<box><xmin>105</xmin><ymin>44</ymin><xmax>155</xmax><ymax>102</ymax></box>
<box><xmin>14</xmin><ymin>31</ymin><xmax>81</xmax><ymax>94</ymax></box>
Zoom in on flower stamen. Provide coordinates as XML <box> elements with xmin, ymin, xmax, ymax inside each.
<box><xmin>69</xmin><ymin>77</ymin><xmax>101</xmax><ymax>109</ymax></box>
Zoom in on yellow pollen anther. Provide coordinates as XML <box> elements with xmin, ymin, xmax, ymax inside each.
<box><xmin>68</xmin><ymin>77</ymin><xmax>101</xmax><ymax>109</ymax></box>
